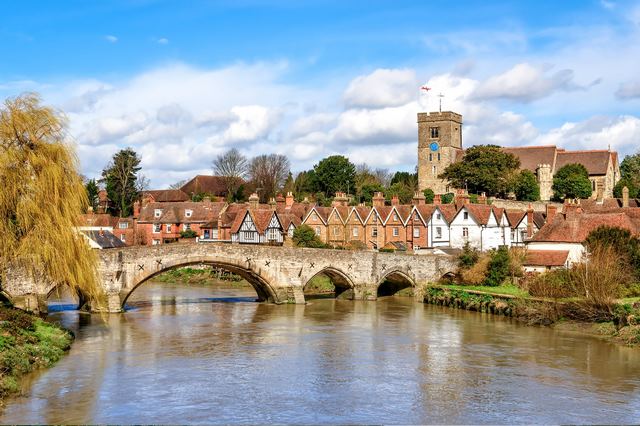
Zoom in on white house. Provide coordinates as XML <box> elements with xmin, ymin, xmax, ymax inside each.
<box><xmin>231</xmin><ymin>208</ymin><xmax>284</xmax><ymax>245</ymax></box>
<box><xmin>449</xmin><ymin>204</ymin><xmax>506</xmax><ymax>251</ymax></box>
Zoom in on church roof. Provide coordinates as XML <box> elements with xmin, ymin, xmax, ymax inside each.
<box><xmin>555</xmin><ymin>150</ymin><xmax>613</xmax><ymax>176</ymax></box>
<box><xmin>501</xmin><ymin>145</ymin><xmax>557</xmax><ymax>172</ymax></box>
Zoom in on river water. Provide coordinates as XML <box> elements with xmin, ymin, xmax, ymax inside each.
<box><xmin>2</xmin><ymin>281</ymin><xmax>640</xmax><ymax>424</ymax></box>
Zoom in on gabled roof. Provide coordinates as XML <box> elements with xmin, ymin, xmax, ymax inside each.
<box><xmin>414</xmin><ymin>205</ymin><xmax>436</xmax><ymax>225</ymax></box>
<box><xmin>438</xmin><ymin>204</ymin><xmax>458</xmax><ymax>223</ymax></box>
<box><xmin>303</xmin><ymin>206</ymin><xmax>332</xmax><ymax>225</ymax></box>
<box><xmin>531</xmin><ymin>210</ymin><xmax>640</xmax><ymax>243</ymax></box>
<box><xmin>350</xmin><ymin>206</ymin><xmax>370</xmax><ymax>224</ymax></box>
<box><xmin>524</xmin><ymin>250</ymin><xmax>569</xmax><ymax>267</ymax></box>
<box><xmin>251</xmin><ymin>209</ymin><xmax>281</xmax><ymax>234</ymax></box>
<box><xmin>453</xmin><ymin>204</ymin><xmax>495</xmax><ymax>225</ymax></box>
<box><xmin>532</xmin><ymin>212</ymin><xmax>546</xmax><ymax>229</ymax></box>
<box><xmin>505</xmin><ymin>210</ymin><xmax>526</xmax><ymax>229</ymax></box>
<box><xmin>393</xmin><ymin>205</ymin><xmax>413</xmax><ymax>225</ymax></box>
<box><xmin>555</xmin><ymin>150</ymin><xmax>614</xmax><ymax>176</ymax></box>
<box><xmin>374</xmin><ymin>206</ymin><xmax>394</xmax><ymax>224</ymax></box>
<box><xmin>180</xmin><ymin>175</ymin><xmax>229</xmax><ymax>196</ymax></box>
<box><xmin>81</xmin><ymin>230</ymin><xmax>126</xmax><ymax>249</ymax></box>
<box><xmin>280</xmin><ymin>213</ymin><xmax>301</xmax><ymax>230</ymax></box>
<box><xmin>502</xmin><ymin>145</ymin><xmax>558</xmax><ymax>172</ymax></box>
<box><xmin>142</xmin><ymin>189</ymin><xmax>190</xmax><ymax>202</ymax></box>
<box><xmin>138</xmin><ymin>201</ymin><xmax>225</xmax><ymax>223</ymax></box>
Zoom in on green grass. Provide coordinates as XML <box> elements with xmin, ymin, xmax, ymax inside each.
<box><xmin>304</xmin><ymin>275</ymin><xmax>335</xmax><ymax>293</ymax></box>
<box><xmin>620</xmin><ymin>296</ymin><xmax>640</xmax><ymax>304</ymax></box>
<box><xmin>155</xmin><ymin>267</ymin><xmax>248</xmax><ymax>286</ymax></box>
<box><xmin>0</xmin><ymin>306</ymin><xmax>73</xmax><ymax>403</ymax></box>
<box><xmin>433</xmin><ymin>283</ymin><xmax>530</xmax><ymax>298</ymax></box>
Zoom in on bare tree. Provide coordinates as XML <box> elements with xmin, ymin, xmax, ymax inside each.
<box><xmin>374</xmin><ymin>168</ymin><xmax>392</xmax><ymax>187</ymax></box>
<box><xmin>213</xmin><ymin>148</ymin><xmax>248</xmax><ymax>197</ymax></box>
<box><xmin>136</xmin><ymin>174</ymin><xmax>150</xmax><ymax>193</ymax></box>
<box><xmin>168</xmin><ymin>179</ymin><xmax>187</xmax><ymax>190</ymax></box>
<box><xmin>249</xmin><ymin>154</ymin><xmax>291</xmax><ymax>202</ymax></box>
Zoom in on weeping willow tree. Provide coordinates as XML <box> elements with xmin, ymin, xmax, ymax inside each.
<box><xmin>0</xmin><ymin>93</ymin><xmax>103</xmax><ymax>308</ymax></box>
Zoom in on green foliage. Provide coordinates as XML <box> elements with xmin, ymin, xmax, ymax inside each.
<box><xmin>191</xmin><ymin>192</ymin><xmax>216</xmax><ymax>202</ymax></box>
<box><xmin>613</xmin><ymin>177</ymin><xmax>639</xmax><ymax>199</ymax></box>
<box><xmin>469</xmin><ymin>193</ymin><xmax>478</xmax><ymax>204</ymax></box>
<box><xmin>312</xmin><ymin>155</ymin><xmax>356</xmax><ymax>196</ymax></box>
<box><xmin>390</xmin><ymin>171</ymin><xmax>417</xmax><ymax>187</ymax></box>
<box><xmin>441</xmin><ymin>192</ymin><xmax>455</xmax><ymax>204</ymax></box>
<box><xmin>292</xmin><ymin>225</ymin><xmax>325</xmax><ymax>248</ymax></box>
<box><xmin>360</xmin><ymin>183</ymin><xmax>385</xmax><ymax>204</ymax></box>
<box><xmin>439</xmin><ymin>145</ymin><xmax>520</xmax><ymax>197</ymax></box>
<box><xmin>620</xmin><ymin>153</ymin><xmax>640</xmax><ymax>187</ymax></box>
<box><xmin>423</xmin><ymin>188</ymin><xmax>435</xmax><ymax>204</ymax></box>
<box><xmin>586</xmin><ymin>226</ymin><xmax>640</xmax><ymax>280</ymax></box>
<box><xmin>180</xmin><ymin>229</ymin><xmax>198</xmax><ymax>238</ymax></box>
<box><xmin>552</xmin><ymin>163</ymin><xmax>592</xmax><ymax>200</ymax></box>
<box><xmin>458</xmin><ymin>242</ymin><xmax>479</xmax><ymax>269</ymax></box>
<box><xmin>378</xmin><ymin>247</ymin><xmax>395</xmax><ymax>253</ymax></box>
<box><xmin>484</xmin><ymin>246</ymin><xmax>510</xmax><ymax>287</ymax></box>
<box><xmin>513</xmin><ymin>169</ymin><xmax>540</xmax><ymax>201</ymax></box>
<box><xmin>85</xmin><ymin>179</ymin><xmax>100</xmax><ymax>211</ymax></box>
<box><xmin>102</xmin><ymin>147</ymin><xmax>142</xmax><ymax>217</ymax></box>
<box><xmin>386</xmin><ymin>182</ymin><xmax>414</xmax><ymax>204</ymax></box>
<box><xmin>293</xmin><ymin>170</ymin><xmax>316</xmax><ymax>197</ymax></box>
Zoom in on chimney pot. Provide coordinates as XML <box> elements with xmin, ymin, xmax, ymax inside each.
<box><xmin>623</xmin><ymin>186</ymin><xmax>630</xmax><ymax>208</ymax></box>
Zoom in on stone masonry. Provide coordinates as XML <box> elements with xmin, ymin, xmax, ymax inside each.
<box><xmin>5</xmin><ymin>243</ymin><xmax>457</xmax><ymax>313</ymax></box>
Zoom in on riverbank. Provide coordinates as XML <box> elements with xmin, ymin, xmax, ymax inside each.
<box><xmin>155</xmin><ymin>267</ymin><xmax>250</xmax><ymax>287</ymax></box>
<box><xmin>0</xmin><ymin>305</ymin><xmax>73</xmax><ymax>405</ymax></box>
<box><xmin>423</xmin><ymin>285</ymin><xmax>640</xmax><ymax>346</ymax></box>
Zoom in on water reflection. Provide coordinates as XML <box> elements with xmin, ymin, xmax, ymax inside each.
<box><xmin>2</xmin><ymin>282</ymin><xmax>640</xmax><ymax>424</ymax></box>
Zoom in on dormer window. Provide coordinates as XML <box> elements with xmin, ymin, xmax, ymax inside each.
<box><xmin>185</xmin><ymin>209</ymin><xmax>193</xmax><ymax>218</ymax></box>
<box><xmin>154</xmin><ymin>209</ymin><xmax>162</xmax><ymax>218</ymax></box>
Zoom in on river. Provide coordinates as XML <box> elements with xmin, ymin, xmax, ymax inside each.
<box><xmin>2</xmin><ymin>281</ymin><xmax>640</xmax><ymax>424</ymax></box>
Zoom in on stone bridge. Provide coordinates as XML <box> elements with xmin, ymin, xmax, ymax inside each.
<box><xmin>5</xmin><ymin>243</ymin><xmax>457</xmax><ymax>313</ymax></box>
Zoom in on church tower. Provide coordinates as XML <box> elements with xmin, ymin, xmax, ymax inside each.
<box><xmin>417</xmin><ymin>111</ymin><xmax>463</xmax><ymax>194</ymax></box>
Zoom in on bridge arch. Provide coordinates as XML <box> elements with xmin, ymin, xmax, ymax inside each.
<box><xmin>303</xmin><ymin>267</ymin><xmax>355</xmax><ymax>299</ymax></box>
<box><xmin>121</xmin><ymin>259</ymin><xmax>280</xmax><ymax>309</ymax></box>
<box><xmin>376</xmin><ymin>269</ymin><xmax>416</xmax><ymax>297</ymax></box>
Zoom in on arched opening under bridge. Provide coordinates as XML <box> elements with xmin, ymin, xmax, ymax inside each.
<box><xmin>303</xmin><ymin>268</ymin><xmax>355</xmax><ymax>300</ymax></box>
<box><xmin>46</xmin><ymin>285</ymin><xmax>84</xmax><ymax>312</ymax></box>
<box><xmin>121</xmin><ymin>261</ymin><xmax>278</xmax><ymax>310</ymax></box>
<box><xmin>376</xmin><ymin>270</ymin><xmax>416</xmax><ymax>298</ymax></box>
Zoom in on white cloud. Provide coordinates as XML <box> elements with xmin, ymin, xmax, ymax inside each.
<box><xmin>157</xmin><ymin>38</ymin><xmax>169</xmax><ymax>45</ymax></box>
<box><xmin>343</xmin><ymin>68</ymin><xmax>418</xmax><ymax>108</ymax></box>
<box><xmin>105</xmin><ymin>35</ymin><xmax>118</xmax><ymax>43</ymax></box>
<box><xmin>472</xmin><ymin>63</ymin><xmax>580</xmax><ymax>103</ymax></box>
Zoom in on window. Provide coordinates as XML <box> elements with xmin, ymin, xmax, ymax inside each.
<box><xmin>510</xmin><ymin>229</ymin><xmax>516</xmax><ymax>241</ymax></box>
<box><xmin>183</xmin><ymin>223</ymin><xmax>191</xmax><ymax>231</ymax></box>
<box><xmin>436</xmin><ymin>213</ymin><xmax>441</xmax><ymax>220</ymax></box>
<box><xmin>393</xmin><ymin>227</ymin><xmax>399</xmax><ymax>237</ymax></box>
<box><xmin>185</xmin><ymin>209</ymin><xmax>193</xmax><ymax>218</ymax></box>
<box><xmin>432</xmin><ymin>165</ymin><xmax>437</xmax><ymax>176</ymax></box>
<box><xmin>333</xmin><ymin>227</ymin><xmax>340</xmax><ymax>236</ymax></box>
<box><xmin>153</xmin><ymin>223</ymin><xmax>161</xmax><ymax>233</ymax></box>
<box><xmin>592</xmin><ymin>180</ymin><xmax>596</xmax><ymax>191</ymax></box>
<box><xmin>436</xmin><ymin>227</ymin><xmax>442</xmax><ymax>239</ymax></box>
<box><xmin>521</xmin><ymin>230</ymin><xmax>527</xmax><ymax>241</ymax></box>
<box><xmin>312</xmin><ymin>212</ymin><xmax>318</xmax><ymax>221</ymax></box>
<box><xmin>430</xmin><ymin>127</ymin><xmax>439</xmax><ymax>138</ymax></box>
<box><xmin>393</xmin><ymin>213</ymin><xmax>398</xmax><ymax>222</ymax></box>
<box><xmin>165</xmin><ymin>224</ymin><xmax>172</xmax><ymax>233</ymax></box>
<box><xmin>243</xmin><ymin>231</ymin><xmax>255</xmax><ymax>240</ymax></box>
<box><xmin>429</xmin><ymin>153</ymin><xmax>433</xmax><ymax>161</ymax></box>
<box><xmin>413</xmin><ymin>227</ymin><xmax>420</xmax><ymax>238</ymax></box>
<box><xmin>372</xmin><ymin>228</ymin><xmax>378</xmax><ymax>237</ymax></box>
<box><xmin>437</xmin><ymin>153</ymin><xmax>441</xmax><ymax>161</ymax></box>
<box><xmin>463</xmin><ymin>212</ymin><xmax>469</xmax><ymax>220</ymax></box>
<box><xmin>462</xmin><ymin>227</ymin><xmax>469</xmax><ymax>238</ymax></box>
<box><xmin>315</xmin><ymin>226</ymin><xmax>321</xmax><ymax>236</ymax></box>
<box><xmin>204</xmin><ymin>230</ymin><xmax>211</xmax><ymax>239</ymax></box>
<box><xmin>118</xmin><ymin>222</ymin><xmax>128</xmax><ymax>229</ymax></box>
<box><xmin>154</xmin><ymin>209</ymin><xmax>162</xmax><ymax>218</ymax></box>
<box><xmin>353</xmin><ymin>227</ymin><xmax>359</xmax><ymax>237</ymax></box>
<box><xmin>288</xmin><ymin>226</ymin><xmax>294</xmax><ymax>237</ymax></box>
<box><xmin>152</xmin><ymin>239</ymin><xmax>160</xmax><ymax>245</ymax></box>
<box><xmin>268</xmin><ymin>228</ymin><xmax>278</xmax><ymax>241</ymax></box>
<box><xmin>120</xmin><ymin>234</ymin><xmax>126</xmax><ymax>242</ymax></box>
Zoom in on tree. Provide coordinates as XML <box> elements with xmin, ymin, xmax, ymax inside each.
<box><xmin>283</xmin><ymin>171</ymin><xmax>295</xmax><ymax>194</ymax></box>
<box><xmin>613</xmin><ymin>178</ymin><xmax>639</xmax><ymax>199</ymax></box>
<box><xmin>386</xmin><ymin>182</ymin><xmax>413</xmax><ymax>204</ymax></box>
<box><xmin>292</xmin><ymin>225</ymin><xmax>325</xmax><ymax>248</ymax></box>
<box><xmin>586</xmin><ymin>226</ymin><xmax>640</xmax><ymax>280</ymax></box>
<box><xmin>85</xmin><ymin>179</ymin><xmax>100</xmax><ymax>211</ymax></box>
<box><xmin>360</xmin><ymin>183</ymin><xmax>385</xmax><ymax>204</ymax></box>
<box><xmin>552</xmin><ymin>163</ymin><xmax>592</xmax><ymax>200</ymax></box>
<box><xmin>168</xmin><ymin>179</ymin><xmax>187</xmax><ymax>190</ymax></box>
<box><xmin>423</xmin><ymin>188</ymin><xmax>435</xmax><ymax>204</ymax></box>
<box><xmin>441</xmin><ymin>193</ymin><xmax>455</xmax><ymax>204</ymax></box>
<box><xmin>249</xmin><ymin>154</ymin><xmax>290</xmax><ymax>202</ymax></box>
<box><xmin>101</xmin><ymin>148</ymin><xmax>142</xmax><ymax>217</ymax></box>
<box><xmin>373</xmin><ymin>168</ymin><xmax>392</xmax><ymax>187</ymax></box>
<box><xmin>293</xmin><ymin>170</ymin><xmax>316</xmax><ymax>198</ymax></box>
<box><xmin>213</xmin><ymin>148</ymin><xmax>248</xmax><ymax>199</ymax></box>
<box><xmin>439</xmin><ymin>145</ymin><xmax>520</xmax><ymax>197</ymax></box>
<box><xmin>312</xmin><ymin>155</ymin><xmax>356</xmax><ymax>197</ymax></box>
<box><xmin>513</xmin><ymin>169</ymin><xmax>540</xmax><ymax>201</ymax></box>
<box><xmin>0</xmin><ymin>93</ymin><xmax>101</xmax><ymax>306</ymax></box>
<box><xmin>484</xmin><ymin>246</ymin><xmax>510</xmax><ymax>286</ymax></box>
<box><xmin>620</xmin><ymin>152</ymin><xmax>640</xmax><ymax>187</ymax></box>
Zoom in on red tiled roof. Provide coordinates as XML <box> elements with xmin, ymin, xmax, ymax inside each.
<box><xmin>531</xmin><ymin>210</ymin><xmax>640</xmax><ymax>243</ymax></box>
<box><xmin>459</xmin><ymin>204</ymin><xmax>494</xmax><ymax>225</ymax></box>
<box><xmin>524</xmin><ymin>250</ymin><xmax>569</xmax><ymax>267</ymax></box>
<box><xmin>143</xmin><ymin>189</ymin><xmax>190</xmax><ymax>202</ymax></box>
<box><xmin>415</xmin><ymin>205</ymin><xmax>437</xmax><ymax>224</ymax></box>
<box><xmin>505</xmin><ymin>210</ymin><xmax>526</xmax><ymax>228</ymax></box>
<box><xmin>555</xmin><ymin>150</ymin><xmax>613</xmax><ymax>176</ymax></box>
<box><xmin>438</xmin><ymin>204</ymin><xmax>458</xmax><ymax>223</ymax></box>
<box><xmin>138</xmin><ymin>201</ymin><xmax>225</xmax><ymax>223</ymax></box>
<box><xmin>78</xmin><ymin>213</ymin><xmax>117</xmax><ymax>227</ymax></box>
<box><xmin>502</xmin><ymin>146</ymin><xmax>557</xmax><ymax>172</ymax></box>
<box><xmin>180</xmin><ymin>175</ymin><xmax>229</xmax><ymax>196</ymax></box>
<box><xmin>394</xmin><ymin>205</ymin><xmax>413</xmax><ymax>223</ymax></box>
<box><xmin>280</xmin><ymin>213</ymin><xmax>301</xmax><ymax>230</ymax></box>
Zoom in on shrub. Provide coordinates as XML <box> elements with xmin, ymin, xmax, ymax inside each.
<box><xmin>423</xmin><ymin>188</ymin><xmax>435</xmax><ymax>204</ymax></box>
<box><xmin>346</xmin><ymin>240</ymin><xmax>368</xmax><ymax>250</ymax></box>
<box><xmin>586</xmin><ymin>225</ymin><xmax>640</xmax><ymax>281</ymax></box>
<box><xmin>513</xmin><ymin>169</ymin><xmax>540</xmax><ymax>201</ymax></box>
<box><xmin>458</xmin><ymin>242</ymin><xmax>479</xmax><ymax>269</ymax></box>
<box><xmin>292</xmin><ymin>225</ymin><xmax>325</xmax><ymax>248</ymax></box>
<box><xmin>461</xmin><ymin>254</ymin><xmax>490</xmax><ymax>285</ymax></box>
<box><xmin>441</xmin><ymin>193</ymin><xmax>454</xmax><ymax>204</ymax></box>
<box><xmin>180</xmin><ymin>229</ymin><xmax>198</xmax><ymax>238</ymax></box>
<box><xmin>484</xmin><ymin>246</ymin><xmax>510</xmax><ymax>286</ymax></box>
<box><xmin>526</xmin><ymin>269</ymin><xmax>574</xmax><ymax>299</ymax></box>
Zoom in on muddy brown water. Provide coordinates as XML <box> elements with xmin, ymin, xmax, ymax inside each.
<box><xmin>2</xmin><ymin>281</ymin><xmax>640</xmax><ymax>424</ymax></box>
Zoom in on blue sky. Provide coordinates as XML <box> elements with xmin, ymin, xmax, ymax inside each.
<box><xmin>1</xmin><ymin>0</ymin><xmax>639</xmax><ymax>187</ymax></box>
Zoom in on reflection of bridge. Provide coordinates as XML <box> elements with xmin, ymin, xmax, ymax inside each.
<box><xmin>7</xmin><ymin>243</ymin><xmax>456</xmax><ymax>313</ymax></box>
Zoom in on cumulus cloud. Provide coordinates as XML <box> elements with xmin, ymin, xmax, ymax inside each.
<box><xmin>343</xmin><ymin>68</ymin><xmax>418</xmax><ymax>108</ymax></box>
<box><xmin>472</xmin><ymin>63</ymin><xmax>580</xmax><ymax>103</ymax></box>
<box><xmin>616</xmin><ymin>81</ymin><xmax>640</xmax><ymax>99</ymax></box>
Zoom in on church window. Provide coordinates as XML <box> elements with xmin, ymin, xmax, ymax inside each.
<box><xmin>438</xmin><ymin>153</ymin><xmax>441</xmax><ymax>161</ymax></box>
<box><xmin>432</xmin><ymin>165</ymin><xmax>437</xmax><ymax>176</ymax></box>
<box><xmin>430</xmin><ymin>127</ymin><xmax>439</xmax><ymax>138</ymax></box>
<box><xmin>429</xmin><ymin>153</ymin><xmax>432</xmax><ymax>161</ymax></box>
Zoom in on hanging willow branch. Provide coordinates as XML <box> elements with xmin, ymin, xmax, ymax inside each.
<box><xmin>0</xmin><ymin>93</ymin><xmax>104</xmax><ymax>307</ymax></box>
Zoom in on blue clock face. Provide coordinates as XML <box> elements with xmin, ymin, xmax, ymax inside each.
<box><xmin>429</xmin><ymin>141</ymin><xmax>439</xmax><ymax>152</ymax></box>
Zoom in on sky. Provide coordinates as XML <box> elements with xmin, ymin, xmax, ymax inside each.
<box><xmin>1</xmin><ymin>0</ymin><xmax>640</xmax><ymax>188</ymax></box>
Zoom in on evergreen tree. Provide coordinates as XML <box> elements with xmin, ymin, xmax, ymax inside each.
<box><xmin>484</xmin><ymin>246</ymin><xmax>510</xmax><ymax>286</ymax></box>
<box><xmin>101</xmin><ymin>148</ymin><xmax>142</xmax><ymax>217</ymax></box>
<box><xmin>85</xmin><ymin>179</ymin><xmax>100</xmax><ymax>211</ymax></box>
<box><xmin>292</xmin><ymin>225</ymin><xmax>325</xmax><ymax>248</ymax></box>
<box><xmin>312</xmin><ymin>155</ymin><xmax>356</xmax><ymax>197</ymax></box>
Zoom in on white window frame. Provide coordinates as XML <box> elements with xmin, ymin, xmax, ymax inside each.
<box><xmin>413</xmin><ymin>227</ymin><xmax>420</xmax><ymax>238</ymax></box>
<box><xmin>120</xmin><ymin>234</ymin><xmax>126</xmax><ymax>242</ymax></box>
<box><xmin>153</xmin><ymin>223</ymin><xmax>161</xmax><ymax>233</ymax></box>
<box><xmin>333</xmin><ymin>227</ymin><xmax>340</xmax><ymax>236</ymax></box>
<box><xmin>436</xmin><ymin>213</ymin><xmax>441</xmax><ymax>220</ymax></box>
<box><xmin>268</xmin><ymin>228</ymin><xmax>278</xmax><ymax>241</ymax></box>
<box><xmin>315</xmin><ymin>226</ymin><xmax>321</xmax><ymax>236</ymax></box>
<box><xmin>185</xmin><ymin>209</ymin><xmax>193</xmax><ymax>218</ymax></box>
<box><xmin>463</xmin><ymin>212</ymin><xmax>469</xmax><ymax>220</ymax></box>
<box><xmin>436</xmin><ymin>227</ymin><xmax>442</xmax><ymax>239</ymax></box>
<box><xmin>393</xmin><ymin>213</ymin><xmax>398</xmax><ymax>222</ymax></box>
<box><xmin>463</xmin><ymin>227</ymin><xmax>469</xmax><ymax>238</ymax></box>
<box><xmin>183</xmin><ymin>223</ymin><xmax>191</xmax><ymax>231</ymax></box>
<box><xmin>152</xmin><ymin>239</ymin><xmax>161</xmax><ymax>245</ymax></box>
<box><xmin>353</xmin><ymin>227</ymin><xmax>359</xmax><ymax>237</ymax></box>
<box><xmin>118</xmin><ymin>222</ymin><xmax>128</xmax><ymax>229</ymax></box>
<box><xmin>166</xmin><ymin>224</ymin><xmax>172</xmax><ymax>233</ymax></box>
<box><xmin>154</xmin><ymin>209</ymin><xmax>162</xmax><ymax>218</ymax></box>
<box><xmin>372</xmin><ymin>228</ymin><xmax>378</xmax><ymax>237</ymax></box>
<box><xmin>393</xmin><ymin>227</ymin><xmax>399</xmax><ymax>237</ymax></box>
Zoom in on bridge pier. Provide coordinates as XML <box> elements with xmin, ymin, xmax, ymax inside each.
<box><xmin>12</xmin><ymin>293</ymin><xmax>48</xmax><ymax>314</ymax></box>
<box><xmin>274</xmin><ymin>286</ymin><xmax>305</xmax><ymax>304</ymax></box>
<box><xmin>353</xmin><ymin>285</ymin><xmax>378</xmax><ymax>301</ymax></box>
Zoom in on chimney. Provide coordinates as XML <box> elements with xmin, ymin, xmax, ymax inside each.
<box><xmin>564</xmin><ymin>200</ymin><xmax>581</xmax><ymax>219</ymax></box>
<box><xmin>434</xmin><ymin>194</ymin><xmax>442</xmax><ymax>205</ymax></box>
<box><xmin>372</xmin><ymin>192</ymin><xmax>385</xmax><ymax>208</ymax></box>
<box><xmin>302</xmin><ymin>196</ymin><xmax>310</xmax><ymax>205</ymax></box>
<box><xmin>412</xmin><ymin>191</ymin><xmax>426</xmax><ymax>206</ymax></box>
<box><xmin>268</xmin><ymin>197</ymin><xmax>277</xmax><ymax>210</ymax></box>
<box><xmin>87</xmin><ymin>205</ymin><xmax>94</xmax><ymax>214</ymax></box>
<box><xmin>526</xmin><ymin>204</ymin><xmax>534</xmax><ymax>238</ymax></box>
<box><xmin>623</xmin><ymin>186</ymin><xmax>630</xmax><ymax>208</ymax></box>
<box><xmin>248</xmin><ymin>193</ymin><xmax>259</xmax><ymax>210</ymax></box>
<box><xmin>478</xmin><ymin>192</ymin><xmax>487</xmax><ymax>205</ymax></box>
<box><xmin>546</xmin><ymin>204</ymin><xmax>557</xmax><ymax>224</ymax></box>
<box><xmin>333</xmin><ymin>192</ymin><xmax>349</xmax><ymax>207</ymax></box>
<box><xmin>275</xmin><ymin>193</ymin><xmax>285</xmax><ymax>210</ymax></box>
<box><xmin>596</xmin><ymin>185</ymin><xmax>604</xmax><ymax>204</ymax></box>
<box><xmin>133</xmin><ymin>201</ymin><xmax>140</xmax><ymax>219</ymax></box>
<box><xmin>285</xmin><ymin>192</ymin><xmax>294</xmax><ymax>208</ymax></box>
<box><xmin>391</xmin><ymin>195</ymin><xmax>400</xmax><ymax>206</ymax></box>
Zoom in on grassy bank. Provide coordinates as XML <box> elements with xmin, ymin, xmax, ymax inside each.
<box><xmin>0</xmin><ymin>305</ymin><xmax>73</xmax><ymax>403</ymax></box>
<box><xmin>424</xmin><ymin>284</ymin><xmax>640</xmax><ymax>346</ymax></box>
<box><xmin>155</xmin><ymin>267</ymin><xmax>251</xmax><ymax>287</ymax></box>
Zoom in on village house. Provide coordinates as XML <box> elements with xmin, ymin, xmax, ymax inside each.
<box><xmin>78</xmin><ymin>210</ymin><xmax>136</xmax><ymax>246</ymax></box>
<box><xmin>448</xmin><ymin>202</ymin><xmax>510</xmax><ymax>251</ymax></box>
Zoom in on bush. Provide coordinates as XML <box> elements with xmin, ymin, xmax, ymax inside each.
<box><xmin>441</xmin><ymin>193</ymin><xmax>454</xmax><ymax>204</ymax></box>
<box><xmin>552</xmin><ymin>163</ymin><xmax>592</xmax><ymax>200</ymax></box>
<box><xmin>292</xmin><ymin>225</ymin><xmax>325</xmax><ymax>248</ymax></box>
<box><xmin>458</xmin><ymin>242</ymin><xmax>479</xmax><ymax>269</ymax></box>
<box><xmin>461</xmin><ymin>255</ymin><xmax>490</xmax><ymax>285</ymax></box>
<box><xmin>513</xmin><ymin>169</ymin><xmax>540</xmax><ymax>201</ymax></box>
<box><xmin>484</xmin><ymin>246</ymin><xmax>510</xmax><ymax>286</ymax></box>
<box><xmin>180</xmin><ymin>229</ymin><xmax>198</xmax><ymax>238</ymax></box>
<box><xmin>526</xmin><ymin>269</ymin><xmax>574</xmax><ymax>299</ymax></box>
<box><xmin>423</xmin><ymin>188</ymin><xmax>435</xmax><ymax>204</ymax></box>
<box><xmin>586</xmin><ymin>225</ymin><xmax>640</xmax><ymax>281</ymax></box>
